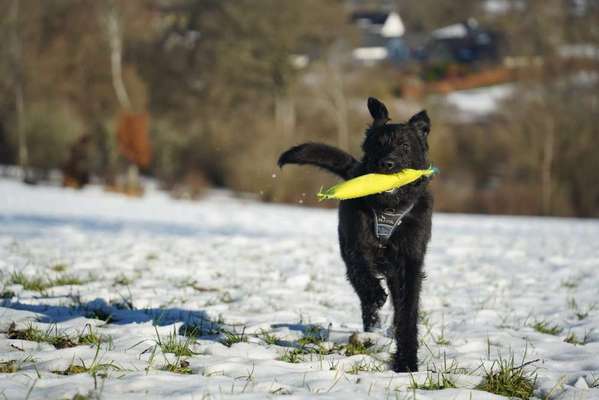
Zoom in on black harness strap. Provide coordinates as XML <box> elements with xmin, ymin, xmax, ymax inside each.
<box><xmin>372</xmin><ymin>203</ymin><xmax>415</xmax><ymax>248</ymax></box>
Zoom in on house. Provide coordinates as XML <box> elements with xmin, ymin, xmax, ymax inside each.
<box><xmin>350</xmin><ymin>10</ymin><xmax>410</xmax><ymax>65</ymax></box>
<box><xmin>423</xmin><ymin>19</ymin><xmax>501</xmax><ymax>65</ymax></box>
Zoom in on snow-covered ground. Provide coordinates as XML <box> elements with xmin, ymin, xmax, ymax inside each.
<box><xmin>442</xmin><ymin>84</ymin><xmax>513</xmax><ymax>122</ymax></box>
<box><xmin>1</xmin><ymin>178</ymin><xmax>598</xmax><ymax>400</ymax></box>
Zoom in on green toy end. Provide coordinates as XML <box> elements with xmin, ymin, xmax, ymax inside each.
<box><xmin>317</xmin><ymin>186</ymin><xmax>332</xmax><ymax>201</ymax></box>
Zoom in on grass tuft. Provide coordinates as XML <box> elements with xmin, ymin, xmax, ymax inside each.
<box><xmin>258</xmin><ymin>330</ymin><xmax>279</xmax><ymax>345</ymax></box>
<box><xmin>531</xmin><ymin>320</ymin><xmax>563</xmax><ymax>335</ymax></box>
<box><xmin>8</xmin><ymin>323</ymin><xmax>77</xmax><ymax>349</ymax></box>
<box><xmin>475</xmin><ymin>355</ymin><xmax>537</xmax><ymax>400</ymax></box>
<box><xmin>560</xmin><ymin>278</ymin><xmax>578</xmax><ymax>289</ymax></box>
<box><xmin>113</xmin><ymin>275</ymin><xmax>133</xmax><ymax>286</ymax></box>
<box><xmin>344</xmin><ymin>333</ymin><xmax>376</xmax><ymax>356</ymax></box>
<box><xmin>278</xmin><ymin>349</ymin><xmax>304</xmax><ymax>363</ymax></box>
<box><xmin>7</xmin><ymin>271</ymin><xmax>85</xmax><ymax>292</ymax></box>
<box><xmin>162</xmin><ymin>359</ymin><xmax>192</xmax><ymax>374</ymax></box>
<box><xmin>563</xmin><ymin>331</ymin><xmax>592</xmax><ymax>346</ymax></box>
<box><xmin>220</xmin><ymin>328</ymin><xmax>247</xmax><ymax>347</ymax></box>
<box><xmin>155</xmin><ymin>326</ymin><xmax>198</xmax><ymax>357</ymax></box>
<box><xmin>409</xmin><ymin>372</ymin><xmax>456</xmax><ymax>390</ymax></box>
<box><xmin>53</xmin><ymin>344</ymin><xmax>121</xmax><ymax>376</ymax></box>
<box><xmin>347</xmin><ymin>359</ymin><xmax>385</xmax><ymax>375</ymax></box>
<box><xmin>0</xmin><ymin>360</ymin><xmax>19</xmax><ymax>373</ymax></box>
<box><xmin>50</xmin><ymin>263</ymin><xmax>68</xmax><ymax>272</ymax></box>
<box><xmin>51</xmin><ymin>275</ymin><xmax>83</xmax><ymax>286</ymax></box>
<box><xmin>567</xmin><ymin>298</ymin><xmax>596</xmax><ymax>321</ymax></box>
<box><xmin>77</xmin><ymin>325</ymin><xmax>109</xmax><ymax>346</ymax></box>
<box><xmin>7</xmin><ymin>272</ymin><xmax>47</xmax><ymax>292</ymax></box>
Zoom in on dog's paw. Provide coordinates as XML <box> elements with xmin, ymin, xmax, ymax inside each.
<box><xmin>392</xmin><ymin>354</ymin><xmax>418</xmax><ymax>373</ymax></box>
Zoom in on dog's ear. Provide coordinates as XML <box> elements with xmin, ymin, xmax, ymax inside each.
<box><xmin>367</xmin><ymin>97</ymin><xmax>390</xmax><ymax>127</ymax></box>
<box><xmin>409</xmin><ymin>110</ymin><xmax>430</xmax><ymax>138</ymax></box>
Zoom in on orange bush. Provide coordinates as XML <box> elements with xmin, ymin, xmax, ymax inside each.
<box><xmin>116</xmin><ymin>112</ymin><xmax>152</xmax><ymax>168</ymax></box>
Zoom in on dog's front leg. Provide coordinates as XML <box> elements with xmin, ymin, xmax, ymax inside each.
<box><xmin>344</xmin><ymin>255</ymin><xmax>387</xmax><ymax>332</ymax></box>
<box><xmin>386</xmin><ymin>258</ymin><xmax>423</xmax><ymax>372</ymax></box>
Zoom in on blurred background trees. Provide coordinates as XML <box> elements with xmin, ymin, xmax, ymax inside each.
<box><xmin>0</xmin><ymin>0</ymin><xmax>597</xmax><ymax>217</ymax></box>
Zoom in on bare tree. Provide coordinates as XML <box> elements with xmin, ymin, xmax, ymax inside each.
<box><xmin>9</xmin><ymin>0</ymin><xmax>28</xmax><ymax>179</ymax></box>
<box><xmin>101</xmin><ymin>0</ymin><xmax>131</xmax><ymax>111</ymax></box>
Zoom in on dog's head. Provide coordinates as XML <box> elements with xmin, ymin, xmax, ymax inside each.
<box><xmin>361</xmin><ymin>97</ymin><xmax>432</xmax><ymax>203</ymax></box>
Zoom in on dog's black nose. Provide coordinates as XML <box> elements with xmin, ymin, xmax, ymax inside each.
<box><xmin>379</xmin><ymin>160</ymin><xmax>395</xmax><ymax>171</ymax></box>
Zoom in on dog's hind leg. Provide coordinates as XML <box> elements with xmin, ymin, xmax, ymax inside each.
<box><xmin>386</xmin><ymin>259</ymin><xmax>423</xmax><ymax>372</ymax></box>
<box><xmin>344</xmin><ymin>259</ymin><xmax>387</xmax><ymax>332</ymax></box>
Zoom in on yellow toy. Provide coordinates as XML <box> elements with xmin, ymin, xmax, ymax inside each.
<box><xmin>317</xmin><ymin>166</ymin><xmax>438</xmax><ymax>201</ymax></box>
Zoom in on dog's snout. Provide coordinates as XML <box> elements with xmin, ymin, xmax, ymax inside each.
<box><xmin>378</xmin><ymin>160</ymin><xmax>395</xmax><ymax>171</ymax></box>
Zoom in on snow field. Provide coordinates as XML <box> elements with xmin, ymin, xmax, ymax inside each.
<box><xmin>0</xmin><ymin>179</ymin><xmax>598</xmax><ymax>399</ymax></box>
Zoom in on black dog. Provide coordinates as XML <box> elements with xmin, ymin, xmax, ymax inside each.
<box><xmin>278</xmin><ymin>97</ymin><xmax>433</xmax><ymax>372</ymax></box>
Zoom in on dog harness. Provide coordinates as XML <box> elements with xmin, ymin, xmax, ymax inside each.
<box><xmin>372</xmin><ymin>203</ymin><xmax>414</xmax><ymax>244</ymax></box>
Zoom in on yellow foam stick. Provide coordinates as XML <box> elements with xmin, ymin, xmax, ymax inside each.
<box><xmin>317</xmin><ymin>166</ymin><xmax>438</xmax><ymax>201</ymax></box>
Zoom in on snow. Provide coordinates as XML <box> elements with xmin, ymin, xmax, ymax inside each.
<box><xmin>1</xmin><ymin>178</ymin><xmax>599</xmax><ymax>399</ymax></box>
<box><xmin>443</xmin><ymin>84</ymin><xmax>514</xmax><ymax>122</ymax></box>
<box><xmin>381</xmin><ymin>12</ymin><xmax>405</xmax><ymax>38</ymax></box>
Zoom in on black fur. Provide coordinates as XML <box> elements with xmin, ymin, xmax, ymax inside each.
<box><xmin>278</xmin><ymin>97</ymin><xmax>433</xmax><ymax>372</ymax></box>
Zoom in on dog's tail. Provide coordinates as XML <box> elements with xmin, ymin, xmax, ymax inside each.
<box><xmin>278</xmin><ymin>142</ymin><xmax>359</xmax><ymax>180</ymax></box>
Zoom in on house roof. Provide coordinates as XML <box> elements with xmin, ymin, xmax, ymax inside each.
<box><xmin>350</xmin><ymin>11</ymin><xmax>390</xmax><ymax>26</ymax></box>
<box><xmin>351</xmin><ymin>10</ymin><xmax>405</xmax><ymax>38</ymax></box>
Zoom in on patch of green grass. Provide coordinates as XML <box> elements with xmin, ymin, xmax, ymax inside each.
<box><xmin>7</xmin><ymin>272</ymin><xmax>47</xmax><ymax>292</ymax></box>
<box><xmin>77</xmin><ymin>325</ymin><xmax>108</xmax><ymax>347</ymax></box>
<box><xmin>163</xmin><ymin>359</ymin><xmax>192</xmax><ymax>374</ymax></box>
<box><xmin>418</xmin><ymin>310</ymin><xmax>431</xmax><ymax>326</ymax></box>
<box><xmin>292</xmin><ymin>326</ymin><xmax>341</xmax><ymax>356</ymax></box>
<box><xmin>278</xmin><ymin>349</ymin><xmax>305</xmax><ymax>363</ymax></box>
<box><xmin>259</xmin><ymin>330</ymin><xmax>279</xmax><ymax>345</ymax></box>
<box><xmin>53</xmin><ymin>345</ymin><xmax>122</xmax><ymax>377</ymax></box>
<box><xmin>50</xmin><ymin>263</ymin><xmax>68</xmax><ymax>273</ymax></box>
<box><xmin>475</xmin><ymin>355</ymin><xmax>537</xmax><ymax>400</ymax></box>
<box><xmin>433</xmin><ymin>331</ymin><xmax>451</xmax><ymax>346</ymax></box>
<box><xmin>155</xmin><ymin>326</ymin><xmax>198</xmax><ymax>357</ymax></box>
<box><xmin>563</xmin><ymin>330</ymin><xmax>592</xmax><ymax>346</ymax></box>
<box><xmin>344</xmin><ymin>333</ymin><xmax>376</xmax><ymax>356</ymax></box>
<box><xmin>8</xmin><ymin>323</ymin><xmax>77</xmax><ymax>349</ymax></box>
<box><xmin>113</xmin><ymin>274</ymin><xmax>133</xmax><ymax>286</ymax></box>
<box><xmin>0</xmin><ymin>289</ymin><xmax>15</xmax><ymax>299</ymax></box>
<box><xmin>298</xmin><ymin>326</ymin><xmax>325</xmax><ymax>346</ymax></box>
<box><xmin>560</xmin><ymin>278</ymin><xmax>578</xmax><ymax>289</ymax></box>
<box><xmin>409</xmin><ymin>372</ymin><xmax>456</xmax><ymax>390</ymax></box>
<box><xmin>7</xmin><ymin>272</ymin><xmax>84</xmax><ymax>292</ymax></box>
<box><xmin>347</xmin><ymin>359</ymin><xmax>385</xmax><ymax>375</ymax></box>
<box><xmin>424</xmin><ymin>351</ymin><xmax>470</xmax><ymax>376</ymax></box>
<box><xmin>531</xmin><ymin>320</ymin><xmax>563</xmax><ymax>335</ymax></box>
<box><xmin>52</xmin><ymin>275</ymin><xmax>83</xmax><ymax>286</ymax></box>
<box><xmin>567</xmin><ymin>298</ymin><xmax>596</xmax><ymax>321</ymax></box>
<box><xmin>220</xmin><ymin>328</ymin><xmax>247</xmax><ymax>347</ymax></box>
